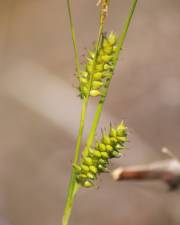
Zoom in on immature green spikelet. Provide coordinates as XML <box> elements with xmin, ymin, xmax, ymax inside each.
<box><xmin>74</xmin><ymin>121</ymin><xmax>128</xmax><ymax>188</ymax></box>
<box><xmin>79</xmin><ymin>32</ymin><xmax>118</xmax><ymax>98</ymax></box>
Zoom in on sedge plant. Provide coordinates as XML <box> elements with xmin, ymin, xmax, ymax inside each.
<box><xmin>62</xmin><ymin>1</ymin><xmax>138</xmax><ymax>225</ymax></box>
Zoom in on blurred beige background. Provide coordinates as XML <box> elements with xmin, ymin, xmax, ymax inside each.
<box><xmin>0</xmin><ymin>0</ymin><xmax>180</xmax><ymax>225</ymax></box>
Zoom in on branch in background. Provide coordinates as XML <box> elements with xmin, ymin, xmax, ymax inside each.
<box><xmin>112</xmin><ymin>148</ymin><xmax>180</xmax><ymax>190</ymax></box>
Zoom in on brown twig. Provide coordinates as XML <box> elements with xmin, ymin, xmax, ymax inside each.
<box><xmin>112</xmin><ymin>149</ymin><xmax>180</xmax><ymax>190</ymax></box>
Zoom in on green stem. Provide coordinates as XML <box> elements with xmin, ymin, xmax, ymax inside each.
<box><xmin>62</xmin><ymin>97</ymin><xmax>88</xmax><ymax>225</ymax></box>
<box><xmin>62</xmin><ymin>1</ymin><xmax>106</xmax><ymax>225</ymax></box>
<box><xmin>62</xmin><ymin>33</ymin><xmax>104</xmax><ymax>225</ymax></box>
<box><xmin>62</xmin><ymin>1</ymin><xmax>87</xmax><ymax>225</ymax></box>
<box><xmin>87</xmin><ymin>23</ymin><xmax>104</xmax><ymax>97</ymax></box>
<box><xmin>86</xmin><ymin>0</ymin><xmax>138</xmax><ymax>148</ymax></box>
<box><xmin>67</xmin><ymin>0</ymin><xmax>81</xmax><ymax>76</ymax></box>
<box><xmin>86</xmin><ymin>0</ymin><xmax>110</xmax><ymax>98</ymax></box>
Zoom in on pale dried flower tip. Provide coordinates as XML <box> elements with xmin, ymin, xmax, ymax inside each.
<box><xmin>96</xmin><ymin>0</ymin><xmax>102</xmax><ymax>6</ymax></box>
<box><xmin>97</xmin><ymin>0</ymin><xmax>109</xmax><ymax>20</ymax></box>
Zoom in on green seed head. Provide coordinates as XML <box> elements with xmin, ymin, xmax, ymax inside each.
<box><xmin>78</xmin><ymin>31</ymin><xmax>118</xmax><ymax>98</ymax></box>
<box><xmin>75</xmin><ymin>121</ymin><xmax>128</xmax><ymax>188</ymax></box>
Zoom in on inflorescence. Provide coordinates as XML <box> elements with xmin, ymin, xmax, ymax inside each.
<box><xmin>78</xmin><ymin>32</ymin><xmax>118</xmax><ymax>98</ymax></box>
<box><xmin>74</xmin><ymin>121</ymin><xmax>128</xmax><ymax>187</ymax></box>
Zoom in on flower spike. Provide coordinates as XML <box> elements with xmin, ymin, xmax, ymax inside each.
<box><xmin>74</xmin><ymin>121</ymin><xmax>128</xmax><ymax>187</ymax></box>
<box><xmin>78</xmin><ymin>32</ymin><xmax>119</xmax><ymax>99</ymax></box>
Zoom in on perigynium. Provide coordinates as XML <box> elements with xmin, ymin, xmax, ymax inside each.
<box><xmin>62</xmin><ymin>1</ymin><xmax>138</xmax><ymax>225</ymax></box>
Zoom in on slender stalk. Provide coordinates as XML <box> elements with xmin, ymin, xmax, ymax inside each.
<box><xmin>67</xmin><ymin>0</ymin><xmax>80</xmax><ymax>75</ymax></box>
<box><xmin>62</xmin><ymin>1</ymin><xmax>107</xmax><ymax>225</ymax></box>
<box><xmin>62</xmin><ymin>1</ymin><xmax>87</xmax><ymax>225</ymax></box>
<box><xmin>62</xmin><ymin>97</ymin><xmax>88</xmax><ymax>225</ymax></box>
<box><xmin>86</xmin><ymin>24</ymin><xmax>104</xmax><ymax>97</ymax></box>
<box><xmin>86</xmin><ymin>0</ymin><xmax>138</xmax><ymax>148</ymax></box>
<box><xmin>62</xmin><ymin>31</ymin><xmax>104</xmax><ymax>225</ymax></box>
